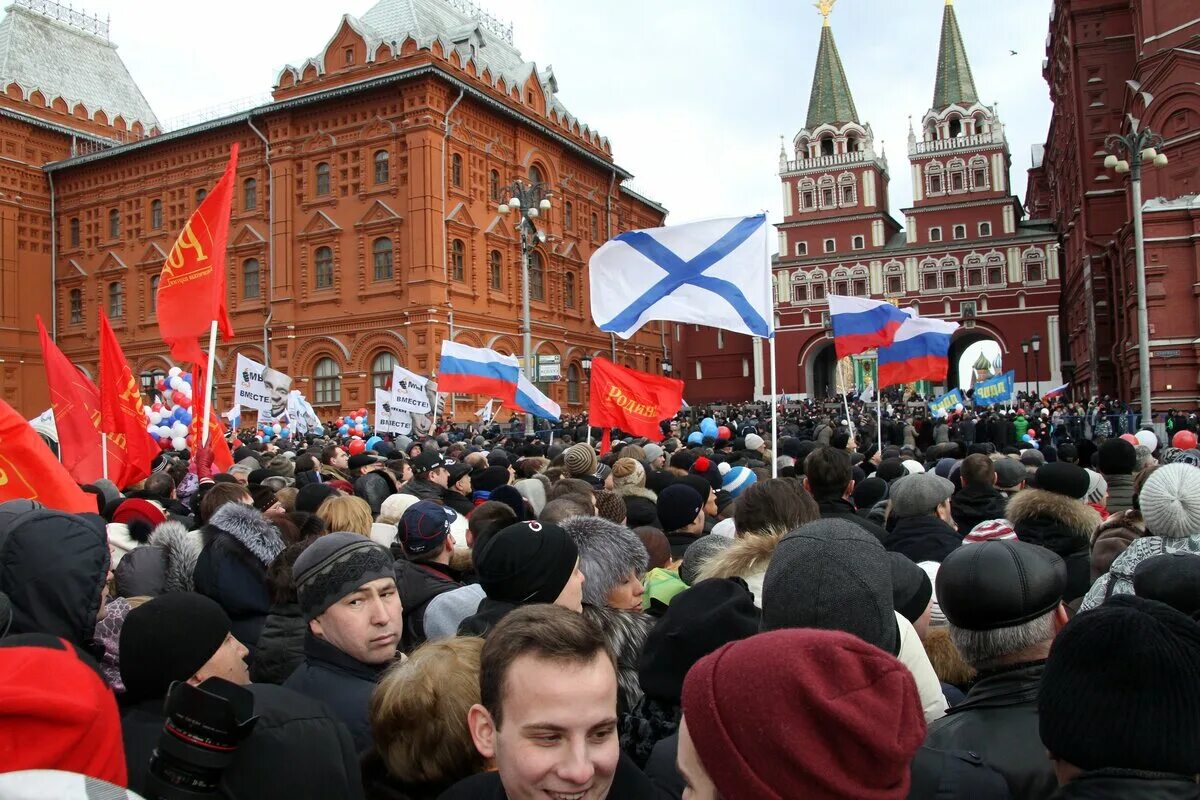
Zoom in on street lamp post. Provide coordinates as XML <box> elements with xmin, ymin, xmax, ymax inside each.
<box><xmin>497</xmin><ymin>179</ymin><xmax>552</xmax><ymax>438</ymax></box>
<box><xmin>1031</xmin><ymin>334</ymin><xmax>1041</xmax><ymax>398</ymax></box>
<box><xmin>662</xmin><ymin>357</ymin><xmax>672</xmax><ymax>378</ymax></box>
<box><xmin>1104</xmin><ymin>122</ymin><xmax>1169</xmax><ymax>424</ymax></box>
<box><xmin>1021</xmin><ymin>339</ymin><xmax>1031</xmax><ymax>396</ymax></box>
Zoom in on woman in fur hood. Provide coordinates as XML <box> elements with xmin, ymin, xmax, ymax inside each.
<box><xmin>696</xmin><ymin>478</ymin><xmax>819</xmax><ymax>607</ymax></box>
<box><xmin>612</xmin><ymin>457</ymin><xmax>661</xmax><ymax>529</ymax></box>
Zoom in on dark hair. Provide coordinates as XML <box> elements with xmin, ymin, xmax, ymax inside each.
<box><xmin>295</xmin><ymin>453</ymin><xmax>319</xmax><ymax>473</ymax></box>
<box><xmin>320</xmin><ymin>444</ymin><xmax>343</xmax><ymax>466</ymax></box>
<box><xmin>960</xmin><ymin>454</ymin><xmax>995</xmax><ymax>488</ymax></box>
<box><xmin>266</xmin><ymin>510</ymin><xmax>302</xmax><ymax>546</ymax></box>
<box><xmin>1132</xmin><ymin>465</ymin><xmax>1159</xmax><ymax>512</ymax></box>
<box><xmin>143</xmin><ymin>472</ymin><xmax>176</xmax><ymax>500</ymax></box>
<box><xmin>830</xmin><ymin>429</ymin><xmax>851</xmax><ymax>450</ymax></box>
<box><xmin>479</xmin><ymin>605</ymin><xmax>615</xmax><ymax>729</ymax></box>
<box><xmin>635</xmin><ymin>526</ymin><xmax>672</xmax><ymax>569</ymax></box>
<box><xmin>287</xmin><ymin>510</ymin><xmax>329</xmax><ymax>540</ymax></box>
<box><xmin>198</xmin><ymin>482</ymin><xmax>251</xmax><ymax>525</ymax></box>
<box><xmin>802</xmin><ymin>446</ymin><xmax>853</xmax><ymax>501</ymax></box>
<box><xmin>733</xmin><ymin>478</ymin><xmax>818</xmax><ymax>537</ymax></box>
<box><xmin>547</xmin><ymin>478</ymin><xmax>595</xmax><ymax>504</ymax></box>
<box><xmin>266</xmin><ymin>537</ymin><xmax>317</xmax><ymax>605</ymax></box>
<box><xmin>539</xmin><ymin>497</ymin><xmax>592</xmax><ymax>525</ymax></box>
<box><xmin>469</xmin><ymin>501</ymin><xmax>518</xmax><ymax>554</ymax></box>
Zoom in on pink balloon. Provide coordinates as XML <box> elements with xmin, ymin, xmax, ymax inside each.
<box><xmin>1120</xmin><ymin>433</ymin><xmax>1139</xmax><ymax>445</ymax></box>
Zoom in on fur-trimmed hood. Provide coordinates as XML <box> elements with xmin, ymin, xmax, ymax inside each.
<box><xmin>561</xmin><ymin>516</ymin><xmax>649</xmax><ymax>607</ymax></box>
<box><xmin>583</xmin><ymin>603</ymin><xmax>655</xmax><ymax>714</ymax></box>
<box><xmin>150</xmin><ymin>520</ymin><xmax>202</xmax><ymax>593</ymax></box>
<box><xmin>697</xmin><ymin>532</ymin><xmax>781</xmax><ymax>584</ymax></box>
<box><xmin>204</xmin><ymin>502</ymin><xmax>284</xmax><ymax>567</ymax></box>
<box><xmin>1005</xmin><ymin>488</ymin><xmax>1102</xmax><ymax>543</ymax></box>
<box><xmin>616</xmin><ymin>485</ymin><xmax>658</xmax><ymax>503</ymax></box>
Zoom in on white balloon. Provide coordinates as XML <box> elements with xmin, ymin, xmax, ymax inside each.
<box><xmin>179</xmin><ymin>382</ymin><xmax>193</xmax><ymax>397</ymax></box>
<box><xmin>272</xmin><ymin>423</ymin><xmax>282</xmax><ymax>435</ymax></box>
<box><xmin>168</xmin><ymin>366</ymin><xmax>183</xmax><ymax>377</ymax></box>
<box><xmin>171</xmin><ymin>421</ymin><xmax>189</xmax><ymax>437</ymax></box>
<box><xmin>1134</xmin><ymin>429</ymin><xmax>1158</xmax><ymax>451</ymax></box>
<box><xmin>148</xmin><ymin>411</ymin><xmax>162</xmax><ymax>425</ymax></box>
<box><xmin>171</xmin><ymin>436</ymin><xmax>187</xmax><ymax>451</ymax></box>
<box><xmin>157</xmin><ymin>426</ymin><xmax>172</xmax><ymax>439</ymax></box>
<box><xmin>170</xmin><ymin>377</ymin><xmax>185</xmax><ymax>392</ymax></box>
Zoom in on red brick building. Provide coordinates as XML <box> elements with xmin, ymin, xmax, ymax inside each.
<box><xmin>678</xmin><ymin>2</ymin><xmax>1061</xmax><ymax>404</ymax></box>
<box><xmin>0</xmin><ymin>0</ymin><xmax>667</xmax><ymax>418</ymax></box>
<box><xmin>1035</xmin><ymin>0</ymin><xmax>1200</xmax><ymax>409</ymax></box>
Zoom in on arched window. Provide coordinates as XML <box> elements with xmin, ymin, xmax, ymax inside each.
<box><xmin>489</xmin><ymin>169</ymin><xmax>500</xmax><ymax>200</ymax></box>
<box><xmin>150</xmin><ymin>274</ymin><xmax>160</xmax><ymax>313</ymax></box>
<box><xmin>973</xmin><ymin>113</ymin><xmax>990</xmax><ymax>135</ymax></box>
<box><xmin>799</xmin><ymin>178</ymin><xmax>816</xmax><ymax>211</ymax></box>
<box><xmin>820</xmin><ymin>136</ymin><xmax>834</xmax><ymax>156</ymax></box>
<box><xmin>926</xmin><ymin>162</ymin><xmax>945</xmax><ymax>195</ymax></box>
<box><xmin>108</xmin><ymin>281</ymin><xmax>124</xmax><ymax>318</ymax></box>
<box><xmin>970</xmin><ymin>156</ymin><xmax>989</xmax><ymax>190</ymax></box>
<box><xmin>69</xmin><ymin>288</ymin><xmax>82</xmax><ymax>324</ymax></box>
<box><xmin>948</xmin><ymin>116</ymin><xmax>963</xmax><ymax>138</ymax></box>
<box><xmin>940</xmin><ymin>257</ymin><xmax>959</xmax><ymax>290</ymax></box>
<box><xmin>150</xmin><ymin>200</ymin><xmax>163</xmax><ymax>230</ymax></box>
<box><xmin>313</xmin><ymin>357</ymin><xmax>340</xmax><ymax>405</ymax></box>
<box><xmin>884</xmin><ymin>262</ymin><xmax>904</xmax><ymax>295</ymax></box>
<box><xmin>921</xmin><ymin>258</ymin><xmax>940</xmax><ymax>292</ymax></box>
<box><xmin>566</xmin><ymin>364</ymin><xmax>581</xmax><ymax>405</ymax></box>
<box><xmin>195</xmin><ymin>188</ymin><xmax>207</xmax><ymax>206</ymax></box>
<box><xmin>819</xmin><ymin>176</ymin><xmax>836</xmax><ymax>208</ymax></box>
<box><xmin>838</xmin><ymin>173</ymin><xmax>857</xmax><ymax>206</ymax></box>
<box><xmin>451</xmin><ymin>153</ymin><xmax>463</xmax><ymax>187</ymax></box>
<box><xmin>832</xmin><ymin>268</ymin><xmax>851</xmax><ymax>297</ymax></box>
<box><xmin>529</xmin><ymin>164</ymin><xmax>544</xmax><ymax>187</ymax></box>
<box><xmin>489</xmin><ymin>250</ymin><xmax>503</xmax><ymax>290</ymax></box>
<box><xmin>69</xmin><ymin>217</ymin><xmax>80</xmax><ymax>247</ymax></box>
<box><xmin>564</xmin><ymin>201</ymin><xmax>573</xmax><ymax>230</ymax></box>
<box><xmin>315</xmin><ymin>162</ymin><xmax>331</xmax><ymax>196</ymax></box>
<box><xmin>371</xmin><ymin>352</ymin><xmax>397</xmax><ymax>390</ymax></box>
<box><xmin>792</xmin><ymin>273</ymin><xmax>809</xmax><ymax>303</ymax></box>
<box><xmin>590</xmin><ymin>212</ymin><xmax>599</xmax><ymax>240</ymax></box>
<box><xmin>314</xmin><ymin>246</ymin><xmax>334</xmax><ymax>289</ymax></box>
<box><xmin>1023</xmin><ymin>249</ymin><xmax>1046</xmax><ymax>284</ymax></box>
<box><xmin>851</xmin><ymin>267</ymin><xmax>869</xmax><ymax>297</ymax></box>
<box><xmin>529</xmin><ymin>251</ymin><xmax>545</xmax><ymax>301</ymax></box>
<box><xmin>809</xmin><ymin>270</ymin><xmax>827</xmax><ymax>301</ymax></box>
<box><xmin>564</xmin><ymin>272</ymin><xmax>576</xmax><ymax>309</ymax></box>
<box><xmin>450</xmin><ymin>239</ymin><xmax>465</xmax><ymax>281</ymax></box>
<box><xmin>374</xmin><ymin>150</ymin><xmax>389</xmax><ymax>184</ymax></box>
<box><xmin>948</xmin><ymin>159</ymin><xmax>967</xmax><ymax>192</ymax></box>
<box><xmin>241</xmin><ymin>259</ymin><xmax>260</xmax><ymax>299</ymax></box>
<box><xmin>108</xmin><ymin>208</ymin><xmax>120</xmax><ymax>239</ymax></box>
<box><xmin>243</xmin><ymin>178</ymin><xmax>257</xmax><ymax>210</ymax></box>
<box><xmin>965</xmin><ymin>255</ymin><xmax>984</xmax><ymax>288</ymax></box>
<box><xmin>796</xmin><ymin>138</ymin><xmax>810</xmax><ymax>160</ymax></box>
<box><xmin>986</xmin><ymin>254</ymin><xmax>1006</xmax><ymax>286</ymax></box>
<box><xmin>373</xmin><ymin>238</ymin><xmax>393</xmax><ymax>281</ymax></box>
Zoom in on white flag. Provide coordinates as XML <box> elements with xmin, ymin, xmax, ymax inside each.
<box><xmin>391</xmin><ymin>366</ymin><xmax>432</xmax><ymax>414</ymax></box>
<box><xmin>475</xmin><ymin>399</ymin><xmax>495</xmax><ymax>422</ymax></box>
<box><xmin>590</xmin><ymin>214</ymin><xmax>773</xmax><ymax>339</ymax></box>
<box><xmin>375</xmin><ymin>389</ymin><xmax>412</xmax><ymax>435</ymax></box>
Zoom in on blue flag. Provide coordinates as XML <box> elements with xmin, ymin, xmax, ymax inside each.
<box><xmin>973</xmin><ymin>371</ymin><xmax>1015</xmax><ymax>406</ymax></box>
<box><xmin>929</xmin><ymin>388</ymin><xmax>966</xmax><ymax>418</ymax></box>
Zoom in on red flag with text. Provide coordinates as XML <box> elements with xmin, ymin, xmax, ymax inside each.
<box><xmin>98</xmin><ymin>312</ymin><xmax>157</xmax><ymax>486</ymax></box>
<box><xmin>588</xmin><ymin>357</ymin><xmax>684</xmax><ymax>453</ymax></box>
<box><xmin>189</xmin><ymin>360</ymin><xmax>234</xmax><ymax>473</ymax></box>
<box><xmin>155</xmin><ymin>144</ymin><xmax>238</xmax><ymax>365</ymax></box>
<box><xmin>38</xmin><ymin>316</ymin><xmax>143</xmax><ymax>487</ymax></box>
<box><xmin>0</xmin><ymin>396</ymin><xmax>97</xmax><ymax>514</ymax></box>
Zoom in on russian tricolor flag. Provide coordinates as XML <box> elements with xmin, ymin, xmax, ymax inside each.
<box><xmin>829</xmin><ymin>296</ymin><xmax>912</xmax><ymax>358</ymax></box>
<box><xmin>878</xmin><ymin>315</ymin><xmax>961</xmax><ymax>387</ymax></box>
<box><xmin>437</xmin><ymin>341</ymin><xmax>521</xmax><ymax>402</ymax></box>
<box><xmin>515</xmin><ymin>373</ymin><xmax>561</xmax><ymax>422</ymax></box>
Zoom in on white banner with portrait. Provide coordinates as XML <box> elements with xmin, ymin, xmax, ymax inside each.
<box><xmin>390</xmin><ymin>365</ymin><xmax>433</xmax><ymax>415</ymax></box>
<box><xmin>236</xmin><ymin>354</ymin><xmax>292</xmax><ymax>420</ymax></box>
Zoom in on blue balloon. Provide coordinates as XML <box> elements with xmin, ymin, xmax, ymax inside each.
<box><xmin>687</xmin><ymin>431</ymin><xmax>703</xmax><ymax>445</ymax></box>
<box><xmin>700</xmin><ymin>417</ymin><xmax>718</xmax><ymax>437</ymax></box>
<box><xmin>366</xmin><ymin>436</ymin><xmax>383</xmax><ymax>449</ymax></box>
<box><xmin>182</xmin><ymin>374</ymin><xmax>193</xmax><ymax>384</ymax></box>
<box><xmin>279</xmin><ymin>428</ymin><xmax>290</xmax><ymax>439</ymax></box>
<box><xmin>339</xmin><ymin>424</ymin><xmax>350</xmax><ymax>435</ymax></box>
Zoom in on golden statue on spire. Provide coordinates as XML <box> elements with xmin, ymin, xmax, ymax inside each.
<box><xmin>815</xmin><ymin>0</ymin><xmax>836</xmax><ymax>25</ymax></box>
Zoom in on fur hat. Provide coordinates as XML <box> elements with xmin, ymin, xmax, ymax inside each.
<box><xmin>560</xmin><ymin>516</ymin><xmax>648</xmax><ymax>607</ymax></box>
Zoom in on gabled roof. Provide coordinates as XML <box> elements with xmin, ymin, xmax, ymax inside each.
<box><xmin>932</xmin><ymin>0</ymin><xmax>980</xmax><ymax>110</ymax></box>
<box><xmin>0</xmin><ymin>2</ymin><xmax>157</xmax><ymax>127</ymax></box>
<box><xmin>805</xmin><ymin>17</ymin><xmax>859</xmax><ymax>130</ymax></box>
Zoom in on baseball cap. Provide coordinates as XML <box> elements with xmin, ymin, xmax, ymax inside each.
<box><xmin>399</xmin><ymin>500</ymin><xmax>458</xmax><ymax>557</ymax></box>
<box><xmin>411</xmin><ymin>450</ymin><xmax>447</xmax><ymax>477</ymax></box>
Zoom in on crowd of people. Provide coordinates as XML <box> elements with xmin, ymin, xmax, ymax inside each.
<box><xmin>2</xmin><ymin>394</ymin><xmax>1200</xmax><ymax>799</ymax></box>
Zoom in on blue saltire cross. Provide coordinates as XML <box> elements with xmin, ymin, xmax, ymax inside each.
<box><xmin>601</xmin><ymin>215</ymin><xmax>771</xmax><ymax>337</ymax></box>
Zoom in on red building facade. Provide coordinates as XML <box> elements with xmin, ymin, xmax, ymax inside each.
<box><xmin>1036</xmin><ymin>0</ymin><xmax>1200</xmax><ymax>409</ymax></box>
<box><xmin>678</xmin><ymin>2</ymin><xmax>1060</xmax><ymax>404</ymax></box>
<box><xmin>0</xmin><ymin>0</ymin><xmax>668</xmax><ymax>418</ymax></box>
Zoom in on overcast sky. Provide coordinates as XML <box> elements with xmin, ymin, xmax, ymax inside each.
<box><xmin>98</xmin><ymin>0</ymin><xmax>1053</xmax><ymax>233</ymax></box>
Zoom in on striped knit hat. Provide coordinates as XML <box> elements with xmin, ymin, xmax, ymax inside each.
<box><xmin>722</xmin><ymin>466</ymin><xmax>757</xmax><ymax>499</ymax></box>
<box><xmin>563</xmin><ymin>443</ymin><xmax>598</xmax><ymax>478</ymax></box>
<box><xmin>963</xmin><ymin>519</ymin><xmax>1018</xmax><ymax>545</ymax></box>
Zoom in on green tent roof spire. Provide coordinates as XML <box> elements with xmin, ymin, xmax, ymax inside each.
<box><xmin>805</xmin><ymin>2</ymin><xmax>859</xmax><ymax>130</ymax></box>
<box><xmin>932</xmin><ymin>0</ymin><xmax>980</xmax><ymax>109</ymax></box>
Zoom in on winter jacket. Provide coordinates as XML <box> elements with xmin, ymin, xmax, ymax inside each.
<box><xmin>896</xmin><ymin>612</ymin><xmax>948</xmax><ymax>724</ymax></box>
<box><xmin>1049</xmin><ymin>770</ymin><xmax>1200</xmax><ymax>799</ymax></box>
<box><xmin>193</xmin><ymin>503</ymin><xmax>285</xmax><ymax>657</ymax></box>
<box><xmin>886</xmin><ymin>515</ymin><xmax>961</xmax><ymax>563</ymax></box>
<box><xmin>457</xmin><ymin>597</ymin><xmax>518</xmax><ymax>637</ymax></box>
<box><xmin>112</xmin><ymin>520</ymin><xmax>201</xmax><ymax>598</ymax></box>
<box><xmin>253</xmin><ymin>601</ymin><xmax>306</xmax><ymax>684</ymax></box>
<box><xmin>1102</xmin><ymin>472</ymin><xmax>1136</xmax><ymax>514</ymax></box>
<box><xmin>361</xmin><ymin>749</ymin><xmax>452</xmax><ymax>800</ymax></box>
<box><xmin>644</xmin><ymin>732</ymin><xmax>685</xmax><ymax>799</ymax></box>
<box><xmin>1089</xmin><ymin>509</ymin><xmax>1146</xmax><ymax>582</ymax></box>
<box><xmin>617</xmin><ymin>486</ymin><xmax>661</xmax><ymax>529</ymax></box>
<box><xmin>907</xmin><ymin>748</ymin><xmax>1013</xmax><ymax>800</ymax></box>
<box><xmin>583</xmin><ymin>604</ymin><xmax>654</xmax><ymax>716</ymax></box>
<box><xmin>0</xmin><ymin>509</ymin><xmax>108</xmax><ymax>650</ymax></box>
<box><xmin>665</xmin><ymin>531</ymin><xmax>705</xmax><ymax>560</ymax></box>
<box><xmin>817</xmin><ymin>497</ymin><xmax>888</xmax><ymax>543</ymax></box>
<box><xmin>399</xmin><ymin>479</ymin><xmax>445</xmax><ymax>502</ymax></box>
<box><xmin>393</xmin><ymin>558</ymin><xmax>462</xmax><ymax>652</ymax></box>
<box><xmin>439</xmin><ymin>752</ymin><xmax>656</xmax><ymax>799</ymax></box>
<box><xmin>922</xmin><ymin>661</ymin><xmax>1056</xmax><ymax>800</ymax></box>
<box><xmin>121</xmin><ymin>683</ymin><xmax>366</xmax><ymax>799</ymax></box>
<box><xmin>1005</xmin><ymin>489</ymin><xmax>1100</xmax><ymax>603</ymax></box>
<box><xmin>696</xmin><ymin>531</ymin><xmax>781</xmax><ymax>607</ymax></box>
<box><xmin>1081</xmin><ymin>531</ymin><xmax>1200</xmax><ymax>612</ymax></box>
<box><xmin>621</xmin><ymin>694</ymin><xmax>681</xmax><ymax>769</ymax></box>
<box><xmin>1013</xmin><ymin>416</ymin><xmax>1030</xmax><ymax>440</ymax></box>
<box><xmin>284</xmin><ymin>632</ymin><xmax>391</xmax><ymax>753</ymax></box>
<box><xmin>425</xmin><ymin>584</ymin><xmax>487</xmax><ymax>640</ymax></box>
<box><xmin>951</xmin><ymin>485</ymin><xmax>1009</xmax><ymax>535</ymax></box>
<box><xmin>442</xmin><ymin>490</ymin><xmax>475</xmax><ymax>517</ymax></box>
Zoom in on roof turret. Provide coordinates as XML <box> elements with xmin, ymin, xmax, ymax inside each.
<box><xmin>804</xmin><ymin>0</ymin><xmax>859</xmax><ymax>130</ymax></box>
<box><xmin>931</xmin><ymin>0</ymin><xmax>979</xmax><ymax>110</ymax></box>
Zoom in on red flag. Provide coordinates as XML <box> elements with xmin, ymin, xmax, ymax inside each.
<box><xmin>189</xmin><ymin>361</ymin><xmax>234</xmax><ymax>473</ymax></box>
<box><xmin>98</xmin><ymin>313</ymin><xmax>157</xmax><ymax>486</ymax></box>
<box><xmin>156</xmin><ymin>144</ymin><xmax>238</xmax><ymax>364</ymax></box>
<box><xmin>588</xmin><ymin>358</ymin><xmax>684</xmax><ymax>452</ymax></box>
<box><xmin>0</xmin><ymin>396</ymin><xmax>97</xmax><ymax>514</ymax></box>
<box><xmin>37</xmin><ymin>316</ymin><xmax>142</xmax><ymax>487</ymax></box>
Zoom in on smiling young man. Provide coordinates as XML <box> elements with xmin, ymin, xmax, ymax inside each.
<box><xmin>284</xmin><ymin>531</ymin><xmax>400</xmax><ymax>751</ymax></box>
<box><xmin>443</xmin><ymin>604</ymin><xmax>655</xmax><ymax>799</ymax></box>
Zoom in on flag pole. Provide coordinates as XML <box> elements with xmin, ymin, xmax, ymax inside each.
<box><xmin>201</xmin><ymin>320</ymin><xmax>218</xmax><ymax>446</ymax></box>
<box><xmin>100</xmin><ymin>432</ymin><xmax>108</xmax><ymax>480</ymax></box>
<box><xmin>838</xmin><ymin>364</ymin><xmax>856</xmax><ymax>447</ymax></box>
<box><xmin>770</xmin><ymin>336</ymin><xmax>778</xmax><ymax>479</ymax></box>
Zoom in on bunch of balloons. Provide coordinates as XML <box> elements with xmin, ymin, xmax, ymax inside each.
<box><xmin>258</xmin><ymin>420</ymin><xmax>292</xmax><ymax>442</ymax></box>
<box><xmin>143</xmin><ymin>367</ymin><xmax>195</xmax><ymax>451</ymax></box>
<box><xmin>335</xmin><ymin>408</ymin><xmax>370</xmax><ymax>438</ymax></box>
<box><xmin>699</xmin><ymin>417</ymin><xmax>719</xmax><ymax>441</ymax></box>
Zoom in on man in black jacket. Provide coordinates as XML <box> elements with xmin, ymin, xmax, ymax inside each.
<box><xmin>803</xmin><ymin>446</ymin><xmax>888</xmax><ymax>543</ymax></box>
<box><xmin>400</xmin><ymin>449</ymin><xmax>452</xmax><ymax>502</ymax></box>
<box><xmin>885</xmin><ymin>472</ymin><xmax>961</xmax><ymax>564</ymax></box>
<box><xmin>916</xmin><ymin>540</ymin><xmax>1069</xmax><ymax>800</ymax></box>
<box><xmin>951</xmin><ymin>454</ymin><xmax>1009</xmax><ymax>534</ymax></box>
<box><xmin>284</xmin><ymin>532</ymin><xmax>400</xmax><ymax>751</ymax></box>
<box><xmin>393</xmin><ymin>500</ymin><xmax>463</xmax><ymax>651</ymax></box>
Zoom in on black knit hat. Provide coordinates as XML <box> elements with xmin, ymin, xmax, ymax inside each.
<box><xmin>1098</xmin><ymin>438</ymin><xmax>1138</xmax><ymax>475</ymax></box>
<box><xmin>293</xmin><ymin>532</ymin><xmax>395</xmax><ymax>621</ymax></box>
<box><xmin>657</xmin><ymin>484</ymin><xmax>703</xmax><ymax>532</ymax></box>
<box><xmin>1039</xmin><ymin>595</ymin><xmax>1200</xmax><ymax>775</ymax></box>
<box><xmin>889</xmin><ymin>552</ymin><xmax>933</xmax><ymax>625</ymax></box>
<box><xmin>638</xmin><ymin>578</ymin><xmax>761</xmax><ymax>704</ymax></box>
<box><xmin>119</xmin><ymin>593</ymin><xmax>232</xmax><ymax>702</ymax></box>
<box><xmin>1133</xmin><ymin>554</ymin><xmax>1200</xmax><ymax>616</ymax></box>
<box><xmin>473</xmin><ymin>466</ymin><xmax>510</xmax><ymax>493</ymax></box>
<box><xmin>1034</xmin><ymin>462</ymin><xmax>1090</xmax><ymax>500</ymax></box>
<box><xmin>295</xmin><ymin>483</ymin><xmax>339</xmax><ymax>514</ymax></box>
<box><xmin>476</xmin><ymin>521</ymin><xmax>578</xmax><ymax>604</ymax></box>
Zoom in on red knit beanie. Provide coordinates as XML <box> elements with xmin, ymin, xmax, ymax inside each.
<box><xmin>111</xmin><ymin>498</ymin><xmax>166</xmax><ymax>528</ymax></box>
<box><xmin>682</xmin><ymin>629</ymin><xmax>926</xmax><ymax>800</ymax></box>
<box><xmin>0</xmin><ymin>635</ymin><xmax>127</xmax><ymax>786</ymax></box>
